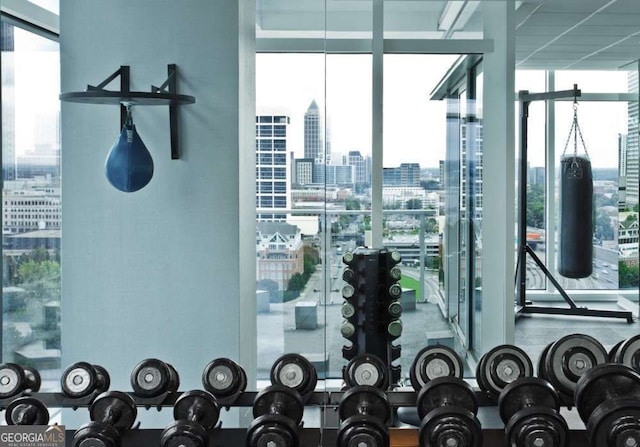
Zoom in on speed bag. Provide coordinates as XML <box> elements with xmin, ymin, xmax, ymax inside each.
<box><xmin>558</xmin><ymin>155</ymin><xmax>593</xmax><ymax>279</ymax></box>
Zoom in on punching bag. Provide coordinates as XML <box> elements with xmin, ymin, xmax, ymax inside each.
<box><xmin>558</xmin><ymin>154</ymin><xmax>593</xmax><ymax>278</ymax></box>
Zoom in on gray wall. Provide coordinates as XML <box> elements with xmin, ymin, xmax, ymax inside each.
<box><xmin>60</xmin><ymin>0</ymin><xmax>255</xmax><ymax>427</ymax></box>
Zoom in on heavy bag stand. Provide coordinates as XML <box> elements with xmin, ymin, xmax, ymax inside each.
<box><xmin>515</xmin><ymin>85</ymin><xmax>633</xmax><ymax>323</ymax></box>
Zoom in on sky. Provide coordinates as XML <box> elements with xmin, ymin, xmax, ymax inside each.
<box><xmin>258</xmin><ymin>54</ymin><xmax>631</xmax><ymax>169</ymax></box>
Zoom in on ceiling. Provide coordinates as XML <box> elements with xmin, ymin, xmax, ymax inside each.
<box><xmin>256</xmin><ymin>0</ymin><xmax>640</xmax><ymax>70</ymax></box>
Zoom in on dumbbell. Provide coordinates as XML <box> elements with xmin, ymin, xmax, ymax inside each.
<box><xmin>337</xmin><ymin>386</ymin><xmax>391</xmax><ymax>447</ymax></box>
<box><xmin>539</xmin><ymin>333</ymin><xmax>607</xmax><ymax>400</ymax></box>
<box><xmin>72</xmin><ymin>391</ymin><xmax>137</xmax><ymax>447</ymax></box>
<box><xmin>499</xmin><ymin>377</ymin><xmax>569</xmax><ymax>447</ymax></box>
<box><xmin>476</xmin><ymin>344</ymin><xmax>533</xmax><ymax>397</ymax></box>
<box><xmin>202</xmin><ymin>358</ymin><xmax>247</xmax><ymax>405</ymax></box>
<box><xmin>0</xmin><ymin>363</ymin><xmax>41</xmax><ymax>399</ymax></box>
<box><xmin>343</xmin><ymin>353</ymin><xmax>389</xmax><ymax>390</ymax></box>
<box><xmin>160</xmin><ymin>390</ymin><xmax>220</xmax><ymax>447</ymax></box>
<box><xmin>5</xmin><ymin>397</ymin><xmax>49</xmax><ymax>425</ymax></box>
<box><xmin>270</xmin><ymin>353</ymin><xmax>318</xmax><ymax>402</ymax></box>
<box><xmin>410</xmin><ymin>345</ymin><xmax>464</xmax><ymax>391</ymax></box>
<box><xmin>611</xmin><ymin>334</ymin><xmax>640</xmax><ymax>373</ymax></box>
<box><xmin>416</xmin><ymin>376</ymin><xmax>482</xmax><ymax>447</ymax></box>
<box><xmin>609</xmin><ymin>340</ymin><xmax>626</xmax><ymax>362</ymax></box>
<box><xmin>130</xmin><ymin>358</ymin><xmax>179</xmax><ymax>398</ymax></box>
<box><xmin>574</xmin><ymin>363</ymin><xmax>640</xmax><ymax>447</ymax></box>
<box><xmin>246</xmin><ymin>385</ymin><xmax>304</xmax><ymax>447</ymax></box>
<box><xmin>61</xmin><ymin>362</ymin><xmax>110</xmax><ymax>398</ymax></box>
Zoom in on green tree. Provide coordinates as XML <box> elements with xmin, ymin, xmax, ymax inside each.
<box><xmin>345</xmin><ymin>197</ymin><xmax>361</xmax><ymax>210</ymax></box>
<box><xmin>287</xmin><ymin>273</ymin><xmax>306</xmax><ymax>292</ymax></box>
<box><xmin>526</xmin><ymin>184</ymin><xmax>545</xmax><ymax>229</ymax></box>
<box><xmin>623</xmin><ymin>213</ymin><xmax>638</xmax><ymax>225</ymax></box>
<box><xmin>420</xmin><ymin>180</ymin><xmax>441</xmax><ymax>190</ymax></box>
<box><xmin>595</xmin><ymin>213</ymin><xmax>614</xmax><ymax>240</ymax></box>
<box><xmin>406</xmin><ymin>199</ymin><xmax>422</xmax><ymax>210</ymax></box>
<box><xmin>634</xmin><ymin>204</ymin><xmax>640</xmax><ymax>212</ymax></box>
<box><xmin>619</xmin><ymin>262</ymin><xmax>640</xmax><ymax>288</ymax></box>
<box><xmin>425</xmin><ymin>218</ymin><xmax>439</xmax><ymax>234</ymax></box>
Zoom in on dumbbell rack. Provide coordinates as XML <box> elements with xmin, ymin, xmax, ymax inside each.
<box><xmin>0</xmin><ymin>391</ymin><xmax>591</xmax><ymax>446</ymax></box>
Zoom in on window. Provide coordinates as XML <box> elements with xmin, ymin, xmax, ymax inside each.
<box><xmin>1</xmin><ymin>21</ymin><xmax>61</xmax><ymax>384</ymax></box>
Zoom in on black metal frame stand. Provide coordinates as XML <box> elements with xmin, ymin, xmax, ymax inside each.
<box><xmin>516</xmin><ymin>85</ymin><xmax>633</xmax><ymax>323</ymax></box>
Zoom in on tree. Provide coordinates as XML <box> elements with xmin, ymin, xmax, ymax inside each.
<box><xmin>595</xmin><ymin>213</ymin><xmax>614</xmax><ymax>240</ymax></box>
<box><xmin>526</xmin><ymin>184</ymin><xmax>545</xmax><ymax>229</ymax></box>
<box><xmin>420</xmin><ymin>180</ymin><xmax>441</xmax><ymax>191</ymax></box>
<box><xmin>287</xmin><ymin>273</ymin><xmax>306</xmax><ymax>292</ymax></box>
<box><xmin>425</xmin><ymin>218</ymin><xmax>439</xmax><ymax>234</ymax></box>
<box><xmin>619</xmin><ymin>262</ymin><xmax>639</xmax><ymax>288</ymax></box>
<box><xmin>345</xmin><ymin>197</ymin><xmax>361</xmax><ymax>210</ymax></box>
<box><xmin>406</xmin><ymin>199</ymin><xmax>422</xmax><ymax>210</ymax></box>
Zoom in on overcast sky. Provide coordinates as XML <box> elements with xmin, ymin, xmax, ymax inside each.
<box><xmin>258</xmin><ymin>54</ymin><xmax>630</xmax><ymax>169</ymax></box>
<box><xmin>10</xmin><ymin>33</ymin><xmax>631</xmax><ymax>170</ymax></box>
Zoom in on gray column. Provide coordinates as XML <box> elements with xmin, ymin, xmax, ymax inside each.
<box><xmin>481</xmin><ymin>1</ymin><xmax>516</xmax><ymax>349</ymax></box>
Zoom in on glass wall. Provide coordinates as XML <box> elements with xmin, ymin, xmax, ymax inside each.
<box><xmin>1</xmin><ymin>21</ymin><xmax>61</xmax><ymax>389</ymax></box>
<box><xmin>514</xmin><ymin>69</ymin><xmax>640</xmax><ymax>367</ymax></box>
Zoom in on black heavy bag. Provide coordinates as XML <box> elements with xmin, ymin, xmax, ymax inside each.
<box><xmin>558</xmin><ymin>155</ymin><xmax>593</xmax><ymax>278</ymax></box>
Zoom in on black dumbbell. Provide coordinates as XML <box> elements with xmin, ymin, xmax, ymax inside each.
<box><xmin>202</xmin><ymin>358</ymin><xmax>247</xmax><ymax>405</ymax></box>
<box><xmin>270</xmin><ymin>353</ymin><xmax>317</xmax><ymax>402</ymax></box>
<box><xmin>416</xmin><ymin>376</ymin><xmax>482</xmax><ymax>447</ymax></box>
<box><xmin>246</xmin><ymin>385</ymin><xmax>304</xmax><ymax>447</ymax></box>
<box><xmin>160</xmin><ymin>390</ymin><xmax>220</xmax><ymax>447</ymax></box>
<box><xmin>574</xmin><ymin>363</ymin><xmax>640</xmax><ymax>447</ymax></box>
<box><xmin>337</xmin><ymin>386</ymin><xmax>391</xmax><ymax>447</ymax></box>
<box><xmin>612</xmin><ymin>334</ymin><xmax>640</xmax><ymax>373</ymax></box>
<box><xmin>410</xmin><ymin>345</ymin><xmax>464</xmax><ymax>391</ymax></box>
<box><xmin>61</xmin><ymin>362</ymin><xmax>110</xmax><ymax>398</ymax></box>
<box><xmin>609</xmin><ymin>340</ymin><xmax>626</xmax><ymax>362</ymax></box>
<box><xmin>130</xmin><ymin>358</ymin><xmax>179</xmax><ymax>398</ymax></box>
<box><xmin>537</xmin><ymin>342</ymin><xmax>554</xmax><ymax>378</ymax></box>
<box><xmin>72</xmin><ymin>391</ymin><xmax>137</xmax><ymax>447</ymax></box>
<box><xmin>539</xmin><ymin>334</ymin><xmax>608</xmax><ymax>400</ymax></box>
<box><xmin>499</xmin><ymin>377</ymin><xmax>569</xmax><ymax>447</ymax></box>
<box><xmin>0</xmin><ymin>363</ymin><xmax>41</xmax><ymax>399</ymax></box>
<box><xmin>476</xmin><ymin>344</ymin><xmax>533</xmax><ymax>397</ymax></box>
<box><xmin>343</xmin><ymin>353</ymin><xmax>389</xmax><ymax>390</ymax></box>
<box><xmin>5</xmin><ymin>397</ymin><xmax>49</xmax><ymax>425</ymax></box>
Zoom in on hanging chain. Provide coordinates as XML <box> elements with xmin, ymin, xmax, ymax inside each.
<box><xmin>562</xmin><ymin>97</ymin><xmax>590</xmax><ymax>159</ymax></box>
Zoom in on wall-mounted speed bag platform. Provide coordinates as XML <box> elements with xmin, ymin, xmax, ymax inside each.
<box><xmin>558</xmin><ymin>155</ymin><xmax>593</xmax><ymax>279</ymax></box>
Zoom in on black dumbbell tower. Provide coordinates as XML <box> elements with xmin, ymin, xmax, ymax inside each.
<box><xmin>341</xmin><ymin>247</ymin><xmax>403</xmax><ymax>387</ymax></box>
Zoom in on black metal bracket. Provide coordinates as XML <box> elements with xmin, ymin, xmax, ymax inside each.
<box><xmin>515</xmin><ymin>85</ymin><xmax>633</xmax><ymax>323</ymax></box>
<box><xmin>60</xmin><ymin>65</ymin><xmax>195</xmax><ymax>160</ymax></box>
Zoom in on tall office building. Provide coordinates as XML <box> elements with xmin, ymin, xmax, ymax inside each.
<box><xmin>304</xmin><ymin>100</ymin><xmax>323</xmax><ymax>162</ymax></box>
<box><xmin>619</xmin><ymin>133</ymin><xmax>628</xmax><ymax>210</ymax></box>
<box><xmin>256</xmin><ymin>114</ymin><xmax>291</xmax><ymax>222</ymax></box>
<box><xmin>383</xmin><ymin>163</ymin><xmax>421</xmax><ymax>187</ymax></box>
<box><xmin>626</xmin><ymin>72</ymin><xmax>639</xmax><ymax>206</ymax></box>
<box><xmin>347</xmin><ymin>150</ymin><xmax>367</xmax><ymax>188</ymax></box>
<box><xmin>1</xmin><ymin>22</ymin><xmax>16</xmax><ymax>182</ymax></box>
<box><xmin>293</xmin><ymin>158</ymin><xmax>314</xmax><ymax>185</ymax></box>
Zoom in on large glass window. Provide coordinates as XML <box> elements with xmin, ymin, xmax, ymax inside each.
<box><xmin>1</xmin><ymin>21</ymin><xmax>61</xmax><ymax>388</ymax></box>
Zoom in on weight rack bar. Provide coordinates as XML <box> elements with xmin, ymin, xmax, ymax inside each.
<box><xmin>0</xmin><ymin>390</ymin><xmax>536</xmax><ymax>409</ymax></box>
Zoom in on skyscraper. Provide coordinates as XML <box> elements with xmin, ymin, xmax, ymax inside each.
<box><xmin>256</xmin><ymin>114</ymin><xmax>291</xmax><ymax>222</ymax></box>
<box><xmin>626</xmin><ymin>72</ymin><xmax>639</xmax><ymax>206</ymax></box>
<box><xmin>304</xmin><ymin>100</ymin><xmax>322</xmax><ymax>162</ymax></box>
<box><xmin>347</xmin><ymin>150</ymin><xmax>367</xmax><ymax>187</ymax></box>
<box><xmin>1</xmin><ymin>22</ymin><xmax>16</xmax><ymax>182</ymax></box>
